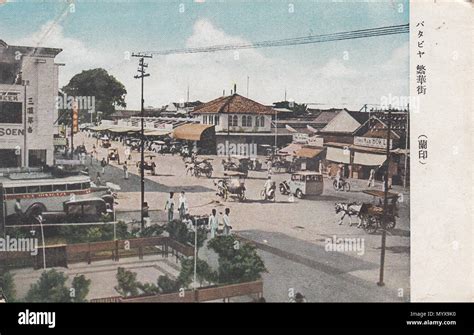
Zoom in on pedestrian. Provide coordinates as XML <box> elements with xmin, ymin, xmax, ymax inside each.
<box><xmin>335</xmin><ymin>166</ymin><xmax>342</xmax><ymax>190</ymax></box>
<box><xmin>223</xmin><ymin>208</ymin><xmax>232</xmax><ymax>236</ymax></box>
<box><xmin>14</xmin><ymin>198</ymin><xmax>24</xmax><ymax>223</ymax></box>
<box><xmin>178</xmin><ymin>191</ymin><xmax>188</xmax><ymax>220</ymax></box>
<box><xmin>141</xmin><ymin>202</ymin><xmax>150</xmax><ymax>227</ymax></box>
<box><xmin>151</xmin><ymin>160</ymin><xmax>157</xmax><ymax>176</ymax></box>
<box><xmin>123</xmin><ymin>163</ymin><xmax>129</xmax><ymax>180</ymax></box>
<box><xmin>164</xmin><ymin>192</ymin><xmax>175</xmax><ymax>223</ymax></box>
<box><xmin>96</xmin><ymin>172</ymin><xmax>102</xmax><ymax>186</ymax></box>
<box><xmin>208</xmin><ymin>209</ymin><xmax>218</xmax><ymax>239</ymax></box>
<box><xmin>101</xmin><ymin>158</ymin><xmax>107</xmax><ymax>174</ymax></box>
<box><xmin>368</xmin><ymin>168</ymin><xmax>375</xmax><ymax>187</ymax></box>
<box><xmin>117</xmin><ymin>153</ymin><xmax>121</xmax><ymax>165</ymax></box>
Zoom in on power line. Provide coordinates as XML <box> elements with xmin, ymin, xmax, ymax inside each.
<box><xmin>139</xmin><ymin>24</ymin><xmax>408</xmax><ymax>56</ymax></box>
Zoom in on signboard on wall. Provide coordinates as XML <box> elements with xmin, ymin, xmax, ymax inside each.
<box><xmin>354</xmin><ymin>136</ymin><xmax>393</xmax><ymax>149</ymax></box>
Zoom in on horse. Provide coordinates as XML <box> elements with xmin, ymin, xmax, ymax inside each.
<box><xmin>334</xmin><ymin>202</ymin><xmax>363</xmax><ymax>227</ymax></box>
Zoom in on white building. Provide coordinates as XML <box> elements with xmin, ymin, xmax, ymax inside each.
<box><xmin>0</xmin><ymin>39</ymin><xmax>62</xmax><ymax>168</ymax></box>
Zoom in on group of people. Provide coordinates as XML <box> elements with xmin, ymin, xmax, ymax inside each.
<box><xmin>163</xmin><ymin>191</ymin><xmax>232</xmax><ymax>238</ymax></box>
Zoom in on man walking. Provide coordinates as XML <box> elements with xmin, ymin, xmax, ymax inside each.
<box><xmin>223</xmin><ymin>208</ymin><xmax>232</xmax><ymax>236</ymax></box>
<box><xmin>101</xmin><ymin>158</ymin><xmax>107</xmax><ymax>174</ymax></box>
<box><xmin>178</xmin><ymin>191</ymin><xmax>188</xmax><ymax>220</ymax></box>
<box><xmin>208</xmin><ymin>209</ymin><xmax>218</xmax><ymax>239</ymax></box>
<box><xmin>165</xmin><ymin>192</ymin><xmax>175</xmax><ymax>223</ymax></box>
<box><xmin>368</xmin><ymin>168</ymin><xmax>375</xmax><ymax>187</ymax></box>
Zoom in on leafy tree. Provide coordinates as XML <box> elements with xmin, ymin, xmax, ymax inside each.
<box><xmin>166</xmin><ymin>220</ymin><xmax>206</xmax><ymax>247</ymax></box>
<box><xmin>177</xmin><ymin>258</ymin><xmax>217</xmax><ymax>288</ymax></box>
<box><xmin>62</xmin><ymin>68</ymin><xmax>127</xmax><ymax>118</ymax></box>
<box><xmin>115</xmin><ymin>267</ymin><xmax>140</xmax><ymax>297</ymax></box>
<box><xmin>0</xmin><ymin>271</ymin><xmax>16</xmax><ymax>302</ymax></box>
<box><xmin>208</xmin><ymin>236</ymin><xmax>267</xmax><ymax>284</ymax></box>
<box><xmin>273</xmin><ymin>100</ymin><xmax>308</xmax><ymax>117</ymax></box>
<box><xmin>166</xmin><ymin>220</ymin><xmax>189</xmax><ymax>245</ymax></box>
<box><xmin>71</xmin><ymin>275</ymin><xmax>91</xmax><ymax>302</ymax></box>
<box><xmin>157</xmin><ymin>275</ymin><xmax>180</xmax><ymax>294</ymax></box>
<box><xmin>25</xmin><ymin>269</ymin><xmax>90</xmax><ymax>302</ymax></box>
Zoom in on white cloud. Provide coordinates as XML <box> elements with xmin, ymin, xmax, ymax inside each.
<box><xmin>12</xmin><ymin>18</ymin><xmax>408</xmax><ymax>110</ymax></box>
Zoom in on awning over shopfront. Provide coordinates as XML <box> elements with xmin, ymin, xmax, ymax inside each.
<box><xmin>108</xmin><ymin>127</ymin><xmax>140</xmax><ymax>133</ymax></box>
<box><xmin>144</xmin><ymin>129</ymin><xmax>172</xmax><ymax>136</ymax></box>
<box><xmin>353</xmin><ymin>151</ymin><xmax>386</xmax><ymax>166</ymax></box>
<box><xmin>279</xmin><ymin>143</ymin><xmax>303</xmax><ymax>155</ymax></box>
<box><xmin>326</xmin><ymin>146</ymin><xmax>350</xmax><ymax>164</ymax></box>
<box><xmin>89</xmin><ymin>125</ymin><xmax>112</xmax><ymax>131</ymax></box>
<box><xmin>294</xmin><ymin>147</ymin><xmax>324</xmax><ymax>159</ymax></box>
<box><xmin>172</xmin><ymin>124</ymin><xmax>214</xmax><ymax>141</ymax></box>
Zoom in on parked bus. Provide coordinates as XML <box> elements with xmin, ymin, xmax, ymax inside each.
<box><xmin>0</xmin><ymin>173</ymin><xmax>113</xmax><ymax>224</ymax></box>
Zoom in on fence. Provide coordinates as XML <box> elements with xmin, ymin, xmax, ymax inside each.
<box><xmin>0</xmin><ymin>236</ymin><xmax>195</xmax><ymax>270</ymax></box>
<box><xmin>90</xmin><ymin>280</ymin><xmax>264</xmax><ymax>303</ymax></box>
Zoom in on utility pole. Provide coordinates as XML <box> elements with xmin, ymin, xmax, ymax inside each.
<box><xmin>132</xmin><ymin>53</ymin><xmax>152</xmax><ymax>232</ymax></box>
<box><xmin>377</xmin><ymin>108</ymin><xmax>392</xmax><ymax>286</ymax></box>
<box><xmin>403</xmin><ymin>105</ymin><xmax>409</xmax><ymax>190</ymax></box>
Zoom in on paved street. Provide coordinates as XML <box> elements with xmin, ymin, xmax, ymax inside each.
<box><xmin>76</xmin><ymin>132</ymin><xmax>410</xmax><ymax>302</ymax></box>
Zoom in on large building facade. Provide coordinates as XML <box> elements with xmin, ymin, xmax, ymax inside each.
<box><xmin>0</xmin><ymin>40</ymin><xmax>62</xmax><ymax>168</ymax></box>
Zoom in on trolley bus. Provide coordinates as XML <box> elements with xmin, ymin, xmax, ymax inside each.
<box><xmin>0</xmin><ymin>173</ymin><xmax>113</xmax><ymax>224</ymax></box>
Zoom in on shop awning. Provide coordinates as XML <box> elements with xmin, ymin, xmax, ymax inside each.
<box><xmin>144</xmin><ymin>129</ymin><xmax>172</xmax><ymax>136</ymax></box>
<box><xmin>108</xmin><ymin>127</ymin><xmax>140</xmax><ymax>133</ymax></box>
<box><xmin>89</xmin><ymin>125</ymin><xmax>112</xmax><ymax>131</ymax></box>
<box><xmin>294</xmin><ymin>147</ymin><xmax>324</xmax><ymax>159</ymax></box>
<box><xmin>326</xmin><ymin>146</ymin><xmax>350</xmax><ymax>164</ymax></box>
<box><xmin>172</xmin><ymin>124</ymin><xmax>214</xmax><ymax>141</ymax></box>
<box><xmin>279</xmin><ymin>143</ymin><xmax>303</xmax><ymax>155</ymax></box>
<box><xmin>353</xmin><ymin>151</ymin><xmax>386</xmax><ymax>166</ymax></box>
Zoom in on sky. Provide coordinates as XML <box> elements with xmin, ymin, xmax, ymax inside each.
<box><xmin>0</xmin><ymin>0</ymin><xmax>409</xmax><ymax>110</ymax></box>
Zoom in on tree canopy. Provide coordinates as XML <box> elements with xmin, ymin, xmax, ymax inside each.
<box><xmin>62</xmin><ymin>68</ymin><xmax>127</xmax><ymax>118</ymax></box>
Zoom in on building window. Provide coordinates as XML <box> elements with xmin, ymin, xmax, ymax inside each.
<box><xmin>214</xmin><ymin>115</ymin><xmax>220</xmax><ymax>125</ymax></box>
<box><xmin>29</xmin><ymin>149</ymin><xmax>47</xmax><ymax>167</ymax></box>
<box><xmin>0</xmin><ymin>101</ymin><xmax>22</xmax><ymax>123</ymax></box>
<box><xmin>259</xmin><ymin>116</ymin><xmax>265</xmax><ymax>127</ymax></box>
<box><xmin>242</xmin><ymin>115</ymin><xmax>252</xmax><ymax>127</ymax></box>
<box><xmin>228</xmin><ymin>115</ymin><xmax>238</xmax><ymax>127</ymax></box>
<box><xmin>203</xmin><ymin>115</ymin><xmax>208</xmax><ymax>124</ymax></box>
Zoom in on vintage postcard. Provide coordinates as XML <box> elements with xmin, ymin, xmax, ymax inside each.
<box><xmin>0</xmin><ymin>0</ymin><xmax>471</xmax><ymax>325</ymax></box>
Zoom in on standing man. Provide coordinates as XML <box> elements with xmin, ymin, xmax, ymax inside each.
<box><xmin>165</xmin><ymin>192</ymin><xmax>175</xmax><ymax>223</ymax></box>
<box><xmin>368</xmin><ymin>168</ymin><xmax>376</xmax><ymax>187</ymax></box>
<box><xmin>223</xmin><ymin>208</ymin><xmax>232</xmax><ymax>236</ymax></box>
<box><xmin>101</xmin><ymin>158</ymin><xmax>107</xmax><ymax>174</ymax></box>
<box><xmin>178</xmin><ymin>191</ymin><xmax>188</xmax><ymax>220</ymax></box>
<box><xmin>123</xmin><ymin>163</ymin><xmax>129</xmax><ymax>180</ymax></box>
<box><xmin>208</xmin><ymin>209</ymin><xmax>218</xmax><ymax>239</ymax></box>
<box><xmin>14</xmin><ymin>198</ymin><xmax>24</xmax><ymax>224</ymax></box>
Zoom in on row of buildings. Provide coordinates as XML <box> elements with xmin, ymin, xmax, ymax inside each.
<box><xmin>0</xmin><ymin>39</ymin><xmax>409</xmax><ymax>185</ymax></box>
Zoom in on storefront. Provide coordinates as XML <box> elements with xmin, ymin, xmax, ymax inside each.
<box><xmin>0</xmin><ymin>40</ymin><xmax>62</xmax><ymax>169</ymax></box>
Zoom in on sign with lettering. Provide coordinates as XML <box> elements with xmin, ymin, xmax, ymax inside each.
<box><xmin>354</xmin><ymin>136</ymin><xmax>393</xmax><ymax>149</ymax></box>
<box><xmin>0</xmin><ymin>127</ymin><xmax>24</xmax><ymax>137</ymax></box>
<box><xmin>0</xmin><ymin>93</ymin><xmax>20</xmax><ymax>102</ymax></box>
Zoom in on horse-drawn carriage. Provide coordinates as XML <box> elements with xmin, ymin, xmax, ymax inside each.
<box><xmin>335</xmin><ymin>190</ymin><xmax>400</xmax><ymax>234</ymax></box>
<box><xmin>107</xmin><ymin>148</ymin><xmax>120</xmax><ymax>161</ymax></box>
<box><xmin>100</xmin><ymin>136</ymin><xmax>111</xmax><ymax>148</ymax></box>
<box><xmin>268</xmin><ymin>153</ymin><xmax>297</xmax><ymax>173</ymax></box>
<box><xmin>359</xmin><ymin>190</ymin><xmax>399</xmax><ymax>234</ymax></box>
<box><xmin>221</xmin><ymin>156</ymin><xmax>252</xmax><ymax>177</ymax></box>
<box><xmin>214</xmin><ymin>171</ymin><xmax>246</xmax><ymax>202</ymax></box>
<box><xmin>186</xmin><ymin>158</ymin><xmax>213</xmax><ymax>178</ymax></box>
